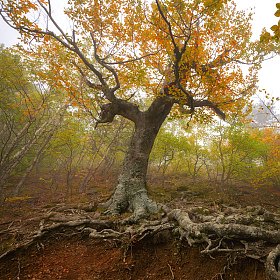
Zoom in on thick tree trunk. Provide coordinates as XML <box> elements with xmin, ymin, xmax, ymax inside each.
<box><xmin>104</xmin><ymin>99</ymin><xmax>173</xmax><ymax>220</ymax></box>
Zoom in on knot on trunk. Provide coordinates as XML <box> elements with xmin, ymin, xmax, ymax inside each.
<box><xmin>95</xmin><ymin>103</ymin><xmax>119</xmax><ymax>128</ymax></box>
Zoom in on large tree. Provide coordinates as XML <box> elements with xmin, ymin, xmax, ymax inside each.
<box><xmin>0</xmin><ymin>0</ymin><xmax>270</xmax><ymax>219</ymax></box>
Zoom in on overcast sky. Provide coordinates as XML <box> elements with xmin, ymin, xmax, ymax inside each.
<box><xmin>234</xmin><ymin>0</ymin><xmax>280</xmax><ymax>109</ymax></box>
<box><xmin>0</xmin><ymin>0</ymin><xmax>279</xmax><ymax>110</ymax></box>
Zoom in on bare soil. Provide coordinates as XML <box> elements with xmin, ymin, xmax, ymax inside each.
<box><xmin>0</xmin><ymin>173</ymin><xmax>279</xmax><ymax>280</ymax></box>
<box><xmin>0</xmin><ymin>233</ymin><xmax>266</xmax><ymax>280</ymax></box>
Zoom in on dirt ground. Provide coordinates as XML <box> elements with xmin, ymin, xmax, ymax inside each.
<box><xmin>0</xmin><ymin>173</ymin><xmax>279</xmax><ymax>280</ymax></box>
<box><xmin>0</xmin><ymin>233</ymin><xmax>266</xmax><ymax>280</ymax></box>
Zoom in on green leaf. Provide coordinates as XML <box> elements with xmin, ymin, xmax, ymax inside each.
<box><xmin>271</xmin><ymin>25</ymin><xmax>279</xmax><ymax>32</ymax></box>
<box><xmin>275</xmin><ymin>9</ymin><xmax>280</xmax><ymax>17</ymax></box>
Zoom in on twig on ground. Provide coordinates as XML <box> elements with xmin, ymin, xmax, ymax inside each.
<box><xmin>12</xmin><ymin>258</ymin><xmax>21</xmax><ymax>280</ymax></box>
<box><xmin>168</xmin><ymin>263</ymin><xmax>174</xmax><ymax>280</ymax></box>
<box><xmin>7</xmin><ymin>221</ymin><xmax>15</xmax><ymax>230</ymax></box>
<box><xmin>0</xmin><ymin>221</ymin><xmax>15</xmax><ymax>226</ymax></box>
<box><xmin>211</xmin><ymin>272</ymin><xmax>223</xmax><ymax>280</ymax></box>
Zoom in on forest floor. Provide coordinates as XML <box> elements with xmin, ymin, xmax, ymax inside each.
<box><xmin>0</xmin><ymin>172</ymin><xmax>280</xmax><ymax>280</ymax></box>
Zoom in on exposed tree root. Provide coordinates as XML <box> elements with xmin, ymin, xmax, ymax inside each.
<box><xmin>0</xmin><ymin>203</ymin><xmax>280</xmax><ymax>279</ymax></box>
<box><xmin>266</xmin><ymin>244</ymin><xmax>280</xmax><ymax>280</ymax></box>
<box><xmin>169</xmin><ymin>208</ymin><xmax>280</xmax><ymax>243</ymax></box>
<box><xmin>102</xmin><ymin>189</ymin><xmax>169</xmax><ymax>223</ymax></box>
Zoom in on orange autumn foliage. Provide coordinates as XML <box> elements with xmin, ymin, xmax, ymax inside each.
<box><xmin>0</xmin><ymin>0</ymin><xmax>270</xmax><ymax>123</ymax></box>
<box><xmin>252</xmin><ymin>128</ymin><xmax>280</xmax><ymax>188</ymax></box>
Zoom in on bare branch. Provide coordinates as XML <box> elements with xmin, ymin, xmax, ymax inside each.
<box><xmin>71</xmin><ymin>60</ymin><xmax>102</xmax><ymax>90</ymax></box>
<box><xmin>193</xmin><ymin>99</ymin><xmax>226</xmax><ymax>120</ymax></box>
<box><xmin>37</xmin><ymin>0</ymin><xmax>72</xmax><ymax>46</ymax></box>
<box><xmin>104</xmin><ymin>50</ymin><xmax>162</xmax><ymax>65</ymax></box>
<box><xmin>156</xmin><ymin>0</ymin><xmax>179</xmax><ymax>55</ymax></box>
<box><xmin>90</xmin><ymin>32</ymin><xmax>120</xmax><ymax>93</ymax></box>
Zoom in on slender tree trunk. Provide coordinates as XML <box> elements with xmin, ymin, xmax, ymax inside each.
<box><xmin>203</xmin><ymin>158</ymin><xmax>213</xmax><ymax>187</ymax></box>
<box><xmin>0</xmin><ymin>104</ymin><xmax>69</xmax><ymax>194</ymax></box>
<box><xmin>35</xmin><ymin>151</ymin><xmax>46</xmax><ymax>174</ymax></box>
<box><xmin>218</xmin><ymin>129</ymin><xmax>225</xmax><ymax>192</ymax></box>
<box><xmin>150</xmin><ymin>161</ymin><xmax>163</xmax><ymax>182</ymax></box>
<box><xmin>13</xmin><ymin>130</ymin><xmax>55</xmax><ymax>197</ymax></box>
<box><xmin>79</xmin><ymin>152</ymin><xmax>100</xmax><ymax>193</ymax></box>
<box><xmin>161</xmin><ymin>150</ymin><xmax>174</xmax><ymax>188</ymax></box>
<box><xmin>79</xmin><ymin>121</ymin><xmax>123</xmax><ymax>193</ymax></box>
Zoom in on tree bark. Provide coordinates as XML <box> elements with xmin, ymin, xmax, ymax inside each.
<box><xmin>103</xmin><ymin>98</ymin><xmax>173</xmax><ymax>220</ymax></box>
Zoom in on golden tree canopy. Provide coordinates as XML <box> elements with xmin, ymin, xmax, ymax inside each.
<box><xmin>0</xmin><ymin>0</ymin><xmax>273</xmax><ymax>122</ymax></box>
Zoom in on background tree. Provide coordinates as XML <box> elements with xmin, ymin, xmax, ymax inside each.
<box><xmin>207</xmin><ymin>121</ymin><xmax>266</xmax><ymax>192</ymax></box>
<box><xmin>249</xmin><ymin>101</ymin><xmax>279</xmax><ymax>128</ymax></box>
<box><xmin>0</xmin><ymin>0</ymin><xmax>271</xmax><ymax>219</ymax></box>
<box><xmin>252</xmin><ymin>128</ymin><xmax>280</xmax><ymax>189</ymax></box>
<box><xmin>179</xmin><ymin>128</ymin><xmax>204</xmax><ymax>185</ymax></box>
<box><xmin>0</xmin><ymin>46</ymin><xmax>68</xmax><ymax>195</ymax></box>
<box><xmin>78</xmin><ymin>117</ymin><xmax>131</xmax><ymax>194</ymax></box>
<box><xmin>149</xmin><ymin>128</ymin><xmax>178</xmax><ymax>187</ymax></box>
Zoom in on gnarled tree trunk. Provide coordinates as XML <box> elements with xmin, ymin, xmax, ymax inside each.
<box><xmin>103</xmin><ymin>98</ymin><xmax>173</xmax><ymax>219</ymax></box>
